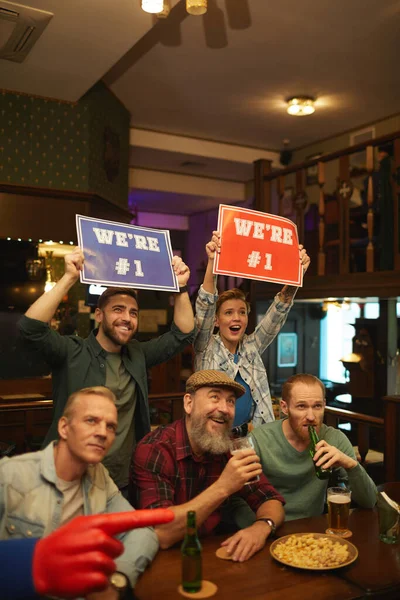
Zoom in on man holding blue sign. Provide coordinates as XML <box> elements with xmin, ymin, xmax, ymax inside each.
<box><xmin>18</xmin><ymin>246</ymin><xmax>195</xmax><ymax>495</ymax></box>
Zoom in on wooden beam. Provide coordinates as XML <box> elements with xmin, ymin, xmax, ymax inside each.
<box><xmin>263</xmin><ymin>130</ymin><xmax>400</xmax><ymax>180</ymax></box>
<box><xmin>377</xmin><ymin>300</ymin><xmax>398</xmax><ymax>398</ymax></box>
<box><xmin>254</xmin><ymin>270</ymin><xmax>400</xmax><ymax>300</ymax></box>
<box><xmin>254</xmin><ymin>159</ymin><xmax>272</xmax><ymax>213</ymax></box>
<box><xmin>317</xmin><ymin>161</ymin><xmax>326</xmax><ymax>276</ymax></box>
<box><xmin>393</xmin><ymin>138</ymin><xmax>400</xmax><ymax>270</ymax></box>
<box><xmin>338</xmin><ymin>155</ymin><xmax>350</xmax><ymax>274</ymax></box>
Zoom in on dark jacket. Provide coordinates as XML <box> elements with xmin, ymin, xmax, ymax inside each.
<box><xmin>18</xmin><ymin>315</ymin><xmax>195</xmax><ymax>447</ymax></box>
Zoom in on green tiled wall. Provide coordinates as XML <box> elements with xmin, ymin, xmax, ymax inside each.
<box><xmin>84</xmin><ymin>82</ymin><xmax>130</xmax><ymax>207</ymax></box>
<box><xmin>0</xmin><ymin>82</ymin><xmax>129</xmax><ymax>207</ymax></box>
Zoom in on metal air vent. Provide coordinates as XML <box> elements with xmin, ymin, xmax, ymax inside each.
<box><xmin>0</xmin><ymin>1</ymin><xmax>53</xmax><ymax>63</ymax></box>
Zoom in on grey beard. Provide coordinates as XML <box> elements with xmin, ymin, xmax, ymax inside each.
<box><xmin>190</xmin><ymin>419</ymin><xmax>231</xmax><ymax>455</ymax></box>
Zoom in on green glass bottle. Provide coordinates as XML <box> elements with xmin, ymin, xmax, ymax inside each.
<box><xmin>181</xmin><ymin>511</ymin><xmax>202</xmax><ymax>593</ymax></box>
<box><xmin>308</xmin><ymin>425</ymin><xmax>332</xmax><ymax>480</ymax></box>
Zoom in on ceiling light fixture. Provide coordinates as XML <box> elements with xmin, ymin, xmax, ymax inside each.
<box><xmin>186</xmin><ymin>0</ymin><xmax>207</xmax><ymax>16</ymax></box>
<box><xmin>157</xmin><ymin>0</ymin><xmax>171</xmax><ymax>18</ymax></box>
<box><xmin>141</xmin><ymin>0</ymin><xmax>164</xmax><ymax>14</ymax></box>
<box><xmin>287</xmin><ymin>97</ymin><xmax>315</xmax><ymax>116</ymax></box>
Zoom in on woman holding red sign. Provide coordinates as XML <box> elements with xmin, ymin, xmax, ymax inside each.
<box><xmin>193</xmin><ymin>231</ymin><xmax>310</xmax><ymax>433</ymax></box>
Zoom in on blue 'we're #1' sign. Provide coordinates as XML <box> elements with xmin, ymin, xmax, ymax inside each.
<box><xmin>76</xmin><ymin>215</ymin><xmax>179</xmax><ymax>292</ymax></box>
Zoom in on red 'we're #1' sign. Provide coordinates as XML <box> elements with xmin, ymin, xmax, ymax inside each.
<box><xmin>214</xmin><ymin>204</ymin><xmax>303</xmax><ymax>287</ymax></box>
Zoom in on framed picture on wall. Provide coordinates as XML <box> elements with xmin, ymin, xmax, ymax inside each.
<box><xmin>277</xmin><ymin>332</ymin><xmax>298</xmax><ymax>368</ymax></box>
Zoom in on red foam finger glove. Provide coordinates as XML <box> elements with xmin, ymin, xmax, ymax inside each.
<box><xmin>33</xmin><ymin>508</ymin><xmax>174</xmax><ymax>597</ymax></box>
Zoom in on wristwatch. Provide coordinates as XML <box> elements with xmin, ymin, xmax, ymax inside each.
<box><xmin>255</xmin><ymin>517</ymin><xmax>276</xmax><ymax>537</ymax></box>
<box><xmin>178</xmin><ymin>285</ymin><xmax>188</xmax><ymax>294</ymax></box>
<box><xmin>110</xmin><ymin>571</ymin><xmax>130</xmax><ymax>599</ymax></box>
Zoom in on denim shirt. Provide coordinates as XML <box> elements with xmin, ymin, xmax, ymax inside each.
<box><xmin>194</xmin><ymin>284</ymin><xmax>293</xmax><ymax>425</ymax></box>
<box><xmin>0</xmin><ymin>442</ymin><xmax>159</xmax><ymax>586</ymax></box>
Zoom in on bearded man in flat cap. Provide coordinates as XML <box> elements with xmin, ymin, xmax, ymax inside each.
<box><xmin>130</xmin><ymin>370</ymin><xmax>284</xmax><ymax>562</ymax></box>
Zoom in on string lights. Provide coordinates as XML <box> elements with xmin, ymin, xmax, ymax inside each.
<box><xmin>4</xmin><ymin>237</ymin><xmax>75</xmax><ymax>245</ymax></box>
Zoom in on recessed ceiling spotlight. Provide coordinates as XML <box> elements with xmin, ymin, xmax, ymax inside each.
<box><xmin>287</xmin><ymin>97</ymin><xmax>315</xmax><ymax>116</ymax></box>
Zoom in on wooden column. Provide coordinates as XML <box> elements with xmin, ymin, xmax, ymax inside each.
<box><xmin>254</xmin><ymin>159</ymin><xmax>272</xmax><ymax>213</ymax></box>
<box><xmin>376</xmin><ymin>299</ymin><xmax>398</xmax><ymax>400</ymax></box>
<box><xmin>338</xmin><ymin>155</ymin><xmax>350</xmax><ymax>274</ymax></box>
<box><xmin>252</xmin><ymin>159</ymin><xmax>273</xmax><ymax>334</ymax></box>
<box><xmin>382</xmin><ymin>395</ymin><xmax>400</xmax><ymax>482</ymax></box>
<box><xmin>393</xmin><ymin>138</ymin><xmax>400</xmax><ymax>270</ymax></box>
<box><xmin>295</xmin><ymin>169</ymin><xmax>306</xmax><ymax>243</ymax></box>
<box><xmin>317</xmin><ymin>161</ymin><xmax>326</xmax><ymax>275</ymax></box>
<box><xmin>277</xmin><ymin>175</ymin><xmax>285</xmax><ymax>216</ymax></box>
<box><xmin>366</xmin><ymin>145</ymin><xmax>375</xmax><ymax>272</ymax></box>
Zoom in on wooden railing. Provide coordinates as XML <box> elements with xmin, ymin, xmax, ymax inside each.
<box><xmin>324</xmin><ymin>406</ymin><xmax>384</xmax><ymax>463</ymax></box>
<box><xmin>1</xmin><ymin>393</ymin><xmax>398</xmax><ymax>483</ymax></box>
<box><xmin>0</xmin><ymin>391</ymin><xmax>184</xmax><ymax>454</ymax></box>
<box><xmin>382</xmin><ymin>395</ymin><xmax>400</xmax><ymax>482</ymax></box>
<box><xmin>254</xmin><ymin>131</ymin><xmax>400</xmax><ymax>281</ymax></box>
<box><xmin>324</xmin><ymin>401</ymin><xmax>400</xmax><ymax>483</ymax></box>
<box><xmin>149</xmin><ymin>392</ymin><xmax>183</xmax><ymax>424</ymax></box>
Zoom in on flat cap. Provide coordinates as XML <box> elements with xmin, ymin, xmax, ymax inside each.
<box><xmin>186</xmin><ymin>369</ymin><xmax>245</xmax><ymax>398</ymax></box>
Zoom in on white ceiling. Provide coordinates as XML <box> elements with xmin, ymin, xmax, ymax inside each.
<box><xmin>106</xmin><ymin>0</ymin><xmax>400</xmax><ymax>150</ymax></box>
<box><xmin>1</xmin><ymin>0</ymin><xmax>399</xmax><ymax>215</ymax></box>
<box><xmin>0</xmin><ymin>0</ymin><xmax>155</xmax><ymax>100</ymax></box>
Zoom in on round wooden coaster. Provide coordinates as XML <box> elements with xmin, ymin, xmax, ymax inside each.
<box><xmin>325</xmin><ymin>528</ymin><xmax>353</xmax><ymax>538</ymax></box>
<box><xmin>178</xmin><ymin>581</ymin><xmax>218</xmax><ymax>598</ymax></box>
<box><xmin>215</xmin><ymin>546</ymin><xmax>233</xmax><ymax>560</ymax></box>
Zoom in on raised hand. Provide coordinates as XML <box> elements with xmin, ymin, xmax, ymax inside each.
<box><xmin>172</xmin><ymin>256</ymin><xmax>190</xmax><ymax>287</ymax></box>
<box><xmin>205</xmin><ymin>231</ymin><xmax>221</xmax><ymax>261</ymax></box>
<box><xmin>33</xmin><ymin>509</ymin><xmax>174</xmax><ymax>598</ymax></box>
<box><xmin>216</xmin><ymin>449</ymin><xmax>262</xmax><ymax>496</ymax></box>
<box><xmin>314</xmin><ymin>440</ymin><xmax>358</xmax><ymax>471</ymax></box>
<box><xmin>64</xmin><ymin>246</ymin><xmax>85</xmax><ymax>281</ymax></box>
<box><xmin>299</xmin><ymin>244</ymin><xmax>310</xmax><ymax>274</ymax></box>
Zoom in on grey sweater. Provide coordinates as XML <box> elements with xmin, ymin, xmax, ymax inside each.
<box><xmin>251</xmin><ymin>419</ymin><xmax>377</xmax><ymax>521</ymax></box>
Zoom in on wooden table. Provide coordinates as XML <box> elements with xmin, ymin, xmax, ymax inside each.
<box><xmin>280</xmin><ymin>510</ymin><xmax>400</xmax><ymax>599</ymax></box>
<box><xmin>134</xmin><ymin>509</ymin><xmax>400</xmax><ymax>600</ymax></box>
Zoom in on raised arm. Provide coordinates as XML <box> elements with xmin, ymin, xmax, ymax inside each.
<box><xmin>203</xmin><ymin>230</ymin><xmax>220</xmax><ymax>293</ymax></box>
<box><xmin>314</xmin><ymin>433</ymin><xmax>377</xmax><ymax>508</ymax></box>
<box><xmin>193</xmin><ymin>232</ymin><xmax>220</xmax><ymax>353</ymax></box>
<box><xmin>25</xmin><ymin>247</ymin><xmax>84</xmax><ymax>322</ymax></box>
<box><xmin>133</xmin><ymin>443</ymin><xmax>262</xmax><ymax>550</ymax></box>
<box><xmin>277</xmin><ymin>244</ymin><xmax>310</xmax><ymax>304</ymax></box>
<box><xmin>156</xmin><ymin>450</ymin><xmax>262</xmax><ymax>549</ymax></box>
<box><xmin>171</xmin><ymin>256</ymin><xmax>194</xmax><ymax>334</ymax></box>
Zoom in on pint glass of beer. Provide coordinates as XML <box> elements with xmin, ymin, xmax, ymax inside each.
<box><xmin>326</xmin><ymin>487</ymin><xmax>351</xmax><ymax>536</ymax></box>
<box><xmin>230</xmin><ymin>436</ymin><xmax>260</xmax><ymax>484</ymax></box>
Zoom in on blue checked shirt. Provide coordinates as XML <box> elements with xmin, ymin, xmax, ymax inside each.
<box><xmin>194</xmin><ymin>284</ymin><xmax>293</xmax><ymax>425</ymax></box>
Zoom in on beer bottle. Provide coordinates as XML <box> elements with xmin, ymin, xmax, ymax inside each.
<box><xmin>308</xmin><ymin>425</ymin><xmax>332</xmax><ymax>480</ymax></box>
<box><xmin>181</xmin><ymin>511</ymin><xmax>202</xmax><ymax>593</ymax></box>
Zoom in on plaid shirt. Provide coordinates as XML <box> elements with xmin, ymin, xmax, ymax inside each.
<box><xmin>131</xmin><ymin>418</ymin><xmax>284</xmax><ymax>536</ymax></box>
<box><xmin>193</xmin><ymin>284</ymin><xmax>293</xmax><ymax>425</ymax></box>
